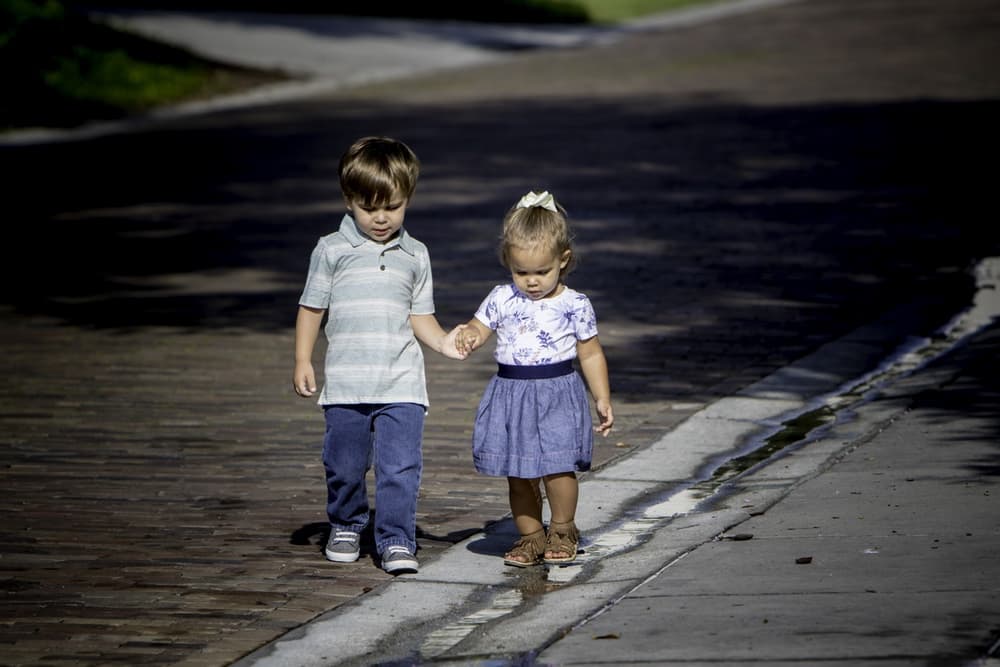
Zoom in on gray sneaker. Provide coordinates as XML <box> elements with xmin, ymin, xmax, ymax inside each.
<box><xmin>382</xmin><ymin>545</ymin><xmax>418</xmax><ymax>574</ymax></box>
<box><xmin>325</xmin><ymin>531</ymin><xmax>360</xmax><ymax>563</ymax></box>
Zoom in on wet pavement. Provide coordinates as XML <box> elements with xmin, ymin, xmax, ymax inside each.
<box><xmin>1</xmin><ymin>0</ymin><xmax>999</xmax><ymax>665</ymax></box>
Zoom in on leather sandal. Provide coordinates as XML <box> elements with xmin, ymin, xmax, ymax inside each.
<box><xmin>544</xmin><ymin>520</ymin><xmax>579</xmax><ymax>564</ymax></box>
<box><xmin>503</xmin><ymin>528</ymin><xmax>546</xmax><ymax>567</ymax></box>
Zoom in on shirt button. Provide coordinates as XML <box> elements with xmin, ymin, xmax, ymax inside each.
<box><xmin>380</xmin><ymin>265</ymin><xmax>386</xmax><ymax>271</ymax></box>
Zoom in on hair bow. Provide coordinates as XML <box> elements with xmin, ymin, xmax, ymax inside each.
<box><xmin>516</xmin><ymin>191</ymin><xmax>558</xmax><ymax>212</ymax></box>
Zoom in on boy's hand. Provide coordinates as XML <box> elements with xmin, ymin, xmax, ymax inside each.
<box><xmin>294</xmin><ymin>362</ymin><xmax>317</xmax><ymax>397</ymax></box>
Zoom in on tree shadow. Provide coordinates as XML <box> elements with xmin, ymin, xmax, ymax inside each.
<box><xmin>3</xmin><ymin>93</ymin><xmax>999</xmax><ymax>468</ymax></box>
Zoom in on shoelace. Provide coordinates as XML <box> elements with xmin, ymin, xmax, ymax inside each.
<box><xmin>331</xmin><ymin>531</ymin><xmax>357</xmax><ymax>543</ymax></box>
<box><xmin>385</xmin><ymin>545</ymin><xmax>413</xmax><ymax>557</ymax></box>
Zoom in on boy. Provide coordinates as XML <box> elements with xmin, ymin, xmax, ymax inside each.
<box><xmin>293</xmin><ymin>136</ymin><xmax>464</xmax><ymax>574</ymax></box>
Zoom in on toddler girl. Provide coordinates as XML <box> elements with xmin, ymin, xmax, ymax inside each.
<box><xmin>457</xmin><ymin>190</ymin><xmax>613</xmax><ymax>566</ymax></box>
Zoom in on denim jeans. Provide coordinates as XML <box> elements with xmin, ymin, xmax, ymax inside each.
<box><xmin>322</xmin><ymin>403</ymin><xmax>425</xmax><ymax>556</ymax></box>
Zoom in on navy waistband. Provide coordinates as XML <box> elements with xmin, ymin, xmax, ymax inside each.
<box><xmin>497</xmin><ymin>360</ymin><xmax>574</xmax><ymax>379</ymax></box>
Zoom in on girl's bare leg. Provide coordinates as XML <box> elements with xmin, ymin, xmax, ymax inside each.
<box><xmin>508</xmin><ymin>476</ymin><xmax>543</xmax><ymax>535</ymax></box>
<box><xmin>505</xmin><ymin>477</ymin><xmax>545</xmax><ymax>565</ymax></box>
<box><xmin>542</xmin><ymin>472</ymin><xmax>579</xmax><ymax>560</ymax></box>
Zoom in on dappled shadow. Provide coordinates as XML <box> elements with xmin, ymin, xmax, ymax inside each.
<box><xmin>4</xmin><ymin>96</ymin><xmax>998</xmax><ymax>332</ymax></box>
<box><xmin>3</xmin><ymin>92</ymin><xmax>999</xmax><ymax>453</ymax></box>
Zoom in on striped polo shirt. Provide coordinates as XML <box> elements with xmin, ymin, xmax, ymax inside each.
<box><xmin>299</xmin><ymin>214</ymin><xmax>435</xmax><ymax>407</ymax></box>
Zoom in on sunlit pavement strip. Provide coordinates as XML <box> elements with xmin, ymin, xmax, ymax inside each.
<box><xmin>236</xmin><ymin>260</ymin><xmax>1000</xmax><ymax>666</ymax></box>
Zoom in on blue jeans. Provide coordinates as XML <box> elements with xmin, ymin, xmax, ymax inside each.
<box><xmin>322</xmin><ymin>403</ymin><xmax>424</xmax><ymax>556</ymax></box>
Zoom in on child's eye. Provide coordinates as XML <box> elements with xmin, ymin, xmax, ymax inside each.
<box><xmin>360</xmin><ymin>202</ymin><xmax>401</xmax><ymax>213</ymax></box>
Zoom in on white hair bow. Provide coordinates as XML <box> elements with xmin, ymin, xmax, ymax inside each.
<box><xmin>516</xmin><ymin>190</ymin><xmax>557</xmax><ymax>212</ymax></box>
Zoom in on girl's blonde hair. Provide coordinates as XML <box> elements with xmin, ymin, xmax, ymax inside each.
<box><xmin>499</xmin><ymin>193</ymin><xmax>577</xmax><ymax>277</ymax></box>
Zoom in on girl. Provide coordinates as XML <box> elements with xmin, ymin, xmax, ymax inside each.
<box><xmin>456</xmin><ymin>190</ymin><xmax>613</xmax><ymax>567</ymax></box>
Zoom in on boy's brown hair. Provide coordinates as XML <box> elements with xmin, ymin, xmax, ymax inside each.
<box><xmin>339</xmin><ymin>136</ymin><xmax>420</xmax><ymax>207</ymax></box>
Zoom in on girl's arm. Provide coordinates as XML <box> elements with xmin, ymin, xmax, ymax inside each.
<box><xmin>411</xmin><ymin>314</ymin><xmax>468</xmax><ymax>360</ymax></box>
<box><xmin>294</xmin><ymin>305</ymin><xmax>325</xmax><ymax>397</ymax></box>
<box><xmin>577</xmin><ymin>336</ymin><xmax>614</xmax><ymax>436</ymax></box>
<box><xmin>455</xmin><ymin>318</ymin><xmax>493</xmax><ymax>356</ymax></box>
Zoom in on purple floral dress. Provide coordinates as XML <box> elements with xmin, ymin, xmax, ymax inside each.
<box><xmin>471</xmin><ymin>284</ymin><xmax>597</xmax><ymax>478</ymax></box>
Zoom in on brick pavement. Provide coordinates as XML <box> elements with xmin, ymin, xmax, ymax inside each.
<box><xmin>1</xmin><ymin>0</ymin><xmax>999</xmax><ymax>665</ymax></box>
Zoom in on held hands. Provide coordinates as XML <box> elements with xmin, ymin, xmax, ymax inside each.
<box><xmin>441</xmin><ymin>324</ymin><xmax>470</xmax><ymax>360</ymax></box>
<box><xmin>410</xmin><ymin>315</ymin><xmax>470</xmax><ymax>361</ymax></box>
<box><xmin>454</xmin><ymin>324</ymin><xmax>481</xmax><ymax>357</ymax></box>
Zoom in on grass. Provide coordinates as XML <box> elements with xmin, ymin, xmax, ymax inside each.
<box><xmin>2</xmin><ymin>0</ymin><xmax>730</xmax><ymax>133</ymax></box>
<box><xmin>1</xmin><ymin>0</ymin><xmax>284</xmax><ymax>131</ymax></box>
<box><xmin>574</xmin><ymin>0</ymin><xmax>727</xmax><ymax>23</ymax></box>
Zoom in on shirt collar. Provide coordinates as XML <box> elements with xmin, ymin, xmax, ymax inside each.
<box><xmin>339</xmin><ymin>213</ymin><xmax>416</xmax><ymax>255</ymax></box>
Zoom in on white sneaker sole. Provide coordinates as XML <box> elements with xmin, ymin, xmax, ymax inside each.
<box><xmin>383</xmin><ymin>557</ymin><xmax>418</xmax><ymax>574</ymax></box>
<box><xmin>325</xmin><ymin>549</ymin><xmax>360</xmax><ymax>563</ymax></box>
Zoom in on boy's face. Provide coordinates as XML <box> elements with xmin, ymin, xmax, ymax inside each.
<box><xmin>345</xmin><ymin>195</ymin><xmax>408</xmax><ymax>244</ymax></box>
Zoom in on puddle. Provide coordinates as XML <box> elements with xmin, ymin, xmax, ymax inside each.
<box><xmin>420</xmin><ymin>589</ymin><xmax>525</xmax><ymax>658</ymax></box>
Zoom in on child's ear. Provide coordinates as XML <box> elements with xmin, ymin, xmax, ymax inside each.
<box><xmin>560</xmin><ymin>250</ymin><xmax>572</xmax><ymax>269</ymax></box>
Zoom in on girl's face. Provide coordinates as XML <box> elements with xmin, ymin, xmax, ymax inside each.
<box><xmin>346</xmin><ymin>194</ymin><xmax>408</xmax><ymax>244</ymax></box>
<box><xmin>508</xmin><ymin>245</ymin><xmax>570</xmax><ymax>300</ymax></box>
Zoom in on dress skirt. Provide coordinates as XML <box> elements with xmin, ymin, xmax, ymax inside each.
<box><xmin>472</xmin><ymin>368</ymin><xmax>593</xmax><ymax>478</ymax></box>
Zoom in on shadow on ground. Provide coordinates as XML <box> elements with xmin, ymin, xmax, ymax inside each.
<box><xmin>3</xmin><ymin>95</ymin><xmax>998</xmax><ymax>373</ymax></box>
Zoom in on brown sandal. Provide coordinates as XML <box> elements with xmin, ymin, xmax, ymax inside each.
<box><xmin>544</xmin><ymin>520</ymin><xmax>579</xmax><ymax>564</ymax></box>
<box><xmin>503</xmin><ymin>528</ymin><xmax>546</xmax><ymax>567</ymax></box>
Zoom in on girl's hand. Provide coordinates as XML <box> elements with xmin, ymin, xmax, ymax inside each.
<box><xmin>594</xmin><ymin>399</ymin><xmax>614</xmax><ymax>436</ymax></box>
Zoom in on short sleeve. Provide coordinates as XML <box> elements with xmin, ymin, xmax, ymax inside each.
<box><xmin>410</xmin><ymin>246</ymin><xmax>435</xmax><ymax>315</ymax></box>
<box><xmin>573</xmin><ymin>293</ymin><xmax>599</xmax><ymax>340</ymax></box>
<box><xmin>299</xmin><ymin>238</ymin><xmax>334</xmax><ymax>309</ymax></box>
<box><xmin>474</xmin><ymin>285</ymin><xmax>508</xmax><ymax>330</ymax></box>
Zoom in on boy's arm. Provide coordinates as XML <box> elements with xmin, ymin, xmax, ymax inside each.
<box><xmin>411</xmin><ymin>314</ymin><xmax>469</xmax><ymax>360</ymax></box>
<box><xmin>577</xmin><ymin>336</ymin><xmax>614</xmax><ymax>436</ymax></box>
<box><xmin>294</xmin><ymin>305</ymin><xmax>325</xmax><ymax>397</ymax></box>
